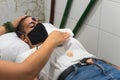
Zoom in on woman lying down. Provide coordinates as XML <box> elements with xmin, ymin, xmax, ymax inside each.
<box><xmin>15</xmin><ymin>16</ymin><xmax>120</xmax><ymax>80</ymax></box>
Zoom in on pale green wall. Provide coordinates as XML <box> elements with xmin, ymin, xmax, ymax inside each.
<box><xmin>0</xmin><ymin>0</ymin><xmax>44</xmax><ymax>24</ymax></box>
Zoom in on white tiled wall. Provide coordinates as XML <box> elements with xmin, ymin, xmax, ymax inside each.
<box><xmin>98</xmin><ymin>30</ymin><xmax>120</xmax><ymax>65</ymax></box>
<box><xmin>44</xmin><ymin>0</ymin><xmax>120</xmax><ymax>66</ymax></box>
<box><xmin>101</xmin><ymin>0</ymin><xmax>120</xmax><ymax>36</ymax></box>
<box><xmin>76</xmin><ymin>24</ymin><xmax>99</xmax><ymax>56</ymax></box>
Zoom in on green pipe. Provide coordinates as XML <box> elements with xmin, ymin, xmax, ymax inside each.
<box><xmin>73</xmin><ymin>0</ymin><xmax>97</xmax><ymax>37</ymax></box>
<box><xmin>59</xmin><ymin>0</ymin><xmax>73</xmax><ymax>28</ymax></box>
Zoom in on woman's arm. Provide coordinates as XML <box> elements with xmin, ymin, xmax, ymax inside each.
<box><xmin>0</xmin><ymin>15</ymin><xmax>26</xmax><ymax>35</ymax></box>
<box><xmin>0</xmin><ymin>26</ymin><xmax>7</xmax><ymax>35</ymax></box>
<box><xmin>0</xmin><ymin>31</ymin><xmax>70</xmax><ymax>80</ymax></box>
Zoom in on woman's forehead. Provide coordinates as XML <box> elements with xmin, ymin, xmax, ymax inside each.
<box><xmin>23</xmin><ymin>17</ymin><xmax>32</xmax><ymax>24</ymax></box>
<box><xmin>22</xmin><ymin>17</ymin><xmax>36</xmax><ymax>33</ymax></box>
<box><xmin>22</xmin><ymin>17</ymin><xmax>33</xmax><ymax>28</ymax></box>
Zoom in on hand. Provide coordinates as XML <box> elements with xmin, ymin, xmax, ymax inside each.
<box><xmin>48</xmin><ymin>30</ymin><xmax>70</xmax><ymax>46</ymax></box>
<box><xmin>12</xmin><ymin>15</ymin><xmax>27</xmax><ymax>28</ymax></box>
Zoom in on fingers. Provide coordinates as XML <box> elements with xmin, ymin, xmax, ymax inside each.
<box><xmin>62</xmin><ymin>32</ymin><xmax>71</xmax><ymax>40</ymax></box>
<box><xmin>48</xmin><ymin>30</ymin><xmax>70</xmax><ymax>46</ymax></box>
<box><xmin>12</xmin><ymin>15</ymin><xmax>27</xmax><ymax>28</ymax></box>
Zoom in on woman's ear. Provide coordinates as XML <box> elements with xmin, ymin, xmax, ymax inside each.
<box><xmin>20</xmin><ymin>34</ymin><xmax>33</xmax><ymax>48</ymax></box>
<box><xmin>20</xmin><ymin>35</ymin><xmax>29</xmax><ymax>43</ymax></box>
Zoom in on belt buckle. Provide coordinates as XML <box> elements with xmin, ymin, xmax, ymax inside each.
<box><xmin>79</xmin><ymin>61</ymin><xmax>87</xmax><ymax>66</ymax></box>
<box><xmin>80</xmin><ymin>58</ymin><xmax>95</xmax><ymax>65</ymax></box>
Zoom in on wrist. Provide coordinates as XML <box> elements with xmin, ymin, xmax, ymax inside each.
<box><xmin>3</xmin><ymin>22</ymin><xmax>16</xmax><ymax>33</ymax></box>
<box><xmin>44</xmin><ymin>38</ymin><xmax>57</xmax><ymax>48</ymax></box>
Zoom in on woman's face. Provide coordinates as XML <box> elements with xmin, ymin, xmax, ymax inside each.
<box><xmin>20</xmin><ymin>16</ymin><xmax>40</xmax><ymax>47</ymax></box>
<box><xmin>22</xmin><ymin>17</ymin><xmax>39</xmax><ymax>34</ymax></box>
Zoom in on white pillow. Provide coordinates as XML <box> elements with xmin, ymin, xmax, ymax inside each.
<box><xmin>0</xmin><ymin>32</ymin><xmax>30</xmax><ymax>61</ymax></box>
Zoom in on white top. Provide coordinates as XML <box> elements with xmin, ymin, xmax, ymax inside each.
<box><xmin>16</xmin><ymin>37</ymin><xmax>95</xmax><ymax>80</ymax></box>
<box><xmin>39</xmin><ymin>38</ymin><xmax>95</xmax><ymax>80</ymax></box>
<box><xmin>16</xmin><ymin>23</ymin><xmax>95</xmax><ymax>80</ymax></box>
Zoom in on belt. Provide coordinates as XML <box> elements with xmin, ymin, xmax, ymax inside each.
<box><xmin>57</xmin><ymin>58</ymin><xmax>93</xmax><ymax>80</ymax></box>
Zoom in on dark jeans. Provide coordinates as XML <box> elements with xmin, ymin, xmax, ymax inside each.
<box><xmin>65</xmin><ymin>59</ymin><xmax>120</xmax><ymax>80</ymax></box>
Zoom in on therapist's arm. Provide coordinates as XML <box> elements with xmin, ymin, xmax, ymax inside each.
<box><xmin>0</xmin><ymin>31</ymin><xmax>70</xmax><ymax>80</ymax></box>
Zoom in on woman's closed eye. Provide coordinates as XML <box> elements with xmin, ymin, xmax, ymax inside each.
<box><xmin>28</xmin><ymin>22</ymin><xmax>36</xmax><ymax>28</ymax></box>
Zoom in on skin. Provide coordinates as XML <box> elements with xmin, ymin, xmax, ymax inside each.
<box><xmin>0</xmin><ymin>16</ymin><xmax>70</xmax><ymax>80</ymax></box>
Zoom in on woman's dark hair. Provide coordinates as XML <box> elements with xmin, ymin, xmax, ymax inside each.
<box><xmin>15</xmin><ymin>16</ymin><xmax>31</xmax><ymax>37</ymax></box>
